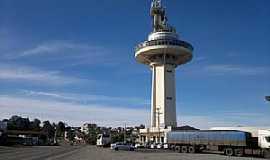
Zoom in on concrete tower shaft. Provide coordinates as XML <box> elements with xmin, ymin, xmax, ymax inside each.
<box><xmin>150</xmin><ymin>56</ymin><xmax>177</xmax><ymax>128</ymax></box>
<box><xmin>135</xmin><ymin>0</ymin><xmax>193</xmax><ymax>128</ymax></box>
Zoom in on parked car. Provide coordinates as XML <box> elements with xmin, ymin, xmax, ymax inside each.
<box><xmin>150</xmin><ymin>143</ymin><xmax>156</xmax><ymax>149</ymax></box>
<box><xmin>163</xmin><ymin>143</ymin><xmax>169</xmax><ymax>149</ymax></box>
<box><xmin>134</xmin><ymin>143</ymin><xmax>144</xmax><ymax>148</ymax></box>
<box><xmin>111</xmin><ymin>142</ymin><xmax>135</xmax><ymax>151</ymax></box>
<box><xmin>156</xmin><ymin>143</ymin><xmax>163</xmax><ymax>149</ymax></box>
<box><xmin>143</xmin><ymin>142</ymin><xmax>151</xmax><ymax>148</ymax></box>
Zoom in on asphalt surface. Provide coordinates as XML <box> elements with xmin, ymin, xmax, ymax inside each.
<box><xmin>0</xmin><ymin>145</ymin><xmax>267</xmax><ymax>160</ymax></box>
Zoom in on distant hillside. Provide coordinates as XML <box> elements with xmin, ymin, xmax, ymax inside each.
<box><xmin>173</xmin><ymin>125</ymin><xmax>199</xmax><ymax>130</ymax></box>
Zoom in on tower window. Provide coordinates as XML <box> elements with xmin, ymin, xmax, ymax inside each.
<box><xmin>166</xmin><ymin>97</ymin><xmax>173</xmax><ymax>100</ymax></box>
<box><xmin>167</xmin><ymin>70</ymin><xmax>172</xmax><ymax>73</ymax></box>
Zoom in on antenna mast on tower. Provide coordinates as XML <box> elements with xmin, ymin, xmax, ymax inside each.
<box><xmin>152</xmin><ymin>0</ymin><xmax>162</xmax><ymax>8</ymax></box>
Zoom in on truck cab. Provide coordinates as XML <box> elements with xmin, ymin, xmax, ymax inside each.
<box><xmin>96</xmin><ymin>134</ymin><xmax>111</xmax><ymax>147</ymax></box>
<box><xmin>258</xmin><ymin>130</ymin><xmax>270</xmax><ymax>149</ymax></box>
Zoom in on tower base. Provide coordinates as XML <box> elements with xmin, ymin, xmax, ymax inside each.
<box><xmin>138</xmin><ymin>126</ymin><xmax>173</xmax><ymax>144</ymax></box>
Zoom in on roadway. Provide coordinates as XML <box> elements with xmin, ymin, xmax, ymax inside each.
<box><xmin>0</xmin><ymin>145</ymin><xmax>266</xmax><ymax>160</ymax></box>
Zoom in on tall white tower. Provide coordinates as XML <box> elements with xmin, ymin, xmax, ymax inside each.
<box><xmin>135</xmin><ymin>0</ymin><xmax>193</xmax><ymax>128</ymax></box>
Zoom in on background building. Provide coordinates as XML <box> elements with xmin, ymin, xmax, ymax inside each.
<box><xmin>81</xmin><ymin>123</ymin><xmax>97</xmax><ymax>135</ymax></box>
<box><xmin>0</xmin><ymin>121</ymin><xmax>7</xmax><ymax>132</ymax></box>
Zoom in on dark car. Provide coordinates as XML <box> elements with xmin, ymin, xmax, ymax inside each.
<box><xmin>111</xmin><ymin>142</ymin><xmax>135</xmax><ymax>151</ymax></box>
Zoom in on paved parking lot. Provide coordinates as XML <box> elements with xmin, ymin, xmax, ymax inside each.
<box><xmin>0</xmin><ymin>145</ymin><xmax>267</xmax><ymax>160</ymax></box>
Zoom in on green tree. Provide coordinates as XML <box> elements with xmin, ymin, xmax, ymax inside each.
<box><xmin>42</xmin><ymin>121</ymin><xmax>55</xmax><ymax>140</ymax></box>
<box><xmin>8</xmin><ymin>115</ymin><xmax>31</xmax><ymax>130</ymax></box>
<box><xmin>111</xmin><ymin>132</ymin><xmax>124</xmax><ymax>143</ymax></box>
<box><xmin>30</xmin><ymin>118</ymin><xmax>41</xmax><ymax>131</ymax></box>
<box><xmin>85</xmin><ymin>128</ymin><xmax>98</xmax><ymax>145</ymax></box>
<box><xmin>66</xmin><ymin>129</ymin><xmax>75</xmax><ymax>142</ymax></box>
<box><xmin>56</xmin><ymin>121</ymin><xmax>65</xmax><ymax>137</ymax></box>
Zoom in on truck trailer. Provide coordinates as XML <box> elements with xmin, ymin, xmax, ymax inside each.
<box><xmin>166</xmin><ymin>130</ymin><xmax>270</xmax><ymax>157</ymax></box>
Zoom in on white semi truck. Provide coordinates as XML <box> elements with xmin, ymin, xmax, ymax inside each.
<box><xmin>96</xmin><ymin>134</ymin><xmax>111</xmax><ymax>147</ymax></box>
<box><xmin>165</xmin><ymin>127</ymin><xmax>270</xmax><ymax>157</ymax></box>
<box><xmin>211</xmin><ymin>127</ymin><xmax>270</xmax><ymax>153</ymax></box>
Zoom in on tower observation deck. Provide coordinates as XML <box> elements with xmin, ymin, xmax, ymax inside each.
<box><xmin>135</xmin><ymin>0</ymin><xmax>193</xmax><ymax>128</ymax></box>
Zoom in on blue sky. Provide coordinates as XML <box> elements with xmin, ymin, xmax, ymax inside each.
<box><xmin>0</xmin><ymin>0</ymin><xmax>269</xmax><ymax>129</ymax></box>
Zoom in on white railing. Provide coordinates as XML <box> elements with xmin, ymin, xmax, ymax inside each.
<box><xmin>135</xmin><ymin>39</ymin><xmax>193</xmax><ymax>52</ymax></box>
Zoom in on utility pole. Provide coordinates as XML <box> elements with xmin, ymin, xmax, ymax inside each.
<box><xmin>124</xmin><ymin>123</ymin><xmax>126</xmax><ymax>144</ymax></box>
<box><xmin>54</xmin><ymin>126</ymin><xmax>57</xmax><ymax>145</ymax></box>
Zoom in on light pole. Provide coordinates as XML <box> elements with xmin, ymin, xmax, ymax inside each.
<box><xmin>156</xmin><ymin>108</ymin><xmax>163</xmax><ymax>144</ymax></box>
<box><xmin>124</xmin><ymin>123</ymin><xmax>126</xmax><ymax>144</ymax></box>
<box><xmin>54</xmin><ymin>126</ymin><xmax>57</xmax><ymax>145</ymax></box>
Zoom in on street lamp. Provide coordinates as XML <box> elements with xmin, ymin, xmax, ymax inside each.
<box><xmin>266</xmin><ymin>96</ymin><xmax>270</xmax><ymax>102</ymax></box>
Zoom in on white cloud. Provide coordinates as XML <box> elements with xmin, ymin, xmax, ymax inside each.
<box><xmin>178</xmin><ymin>115</ymin><xmax>234</xmax><ymax>130</ymax></box>
<box><xmin>0</xmin><ymin>64</ymin><xmax>87</xmax><ymax>85</ymax></box>
<box><xmin>19</xmin><ymin>40</ymin><xmax>104</xmax><ymax>57</ymax></box>
<box><xmin>22</xmin><ymin>91</ymin><xmax>64</xmax><ymax>98</ymax></box>
<box><xmin>179</xmin><ymin>112</ymin><xmax>270</xmax><ymax>130</ymax></box>
<box><xmin>2</xmin><ymin>40</ymin><xmax>118</xmax><ymax>66</ymax></box>
<box><xmin>204</xmin><ymin>64</ymin><xmax>269</xmax><ymax>76</ymax></box>
<box><xmin>1</xmin><ymin>94</ymin><xmax>269</xmax><ymax>128</ymax></box>
<box><xmin>223</xmin><ymin>112</ymin><xmax>263</xmax><ymax>117</ymax></box>
<box><xmin>21</xmin><ymin>90</ymin><xmax>150</xmax><ymax>106</ymax></box>
<box><xmin>0</xmin><ymin>95</ymin><xmax>149</xmax><ymax>127</ymax></box>
<box><xmin>195</xmin><ymin>56</ymin><xmax>206</xmax><ymax>62</ymax></box>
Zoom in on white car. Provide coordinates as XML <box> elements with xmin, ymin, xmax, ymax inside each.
<box><xmin>156</xmin><ymin>143</ymin><xmax>163</xmax><ymax>149</ymax></box>
<box><xmin>135</xmin><ymin>143</ymin><xmax>144</xmax><ymax>148</ymax></box>
<box><xmin>150</xmin><ymin>143</ymin><xmax>156</xmax><ymax>149</ymax></box>
<box><xmin>163</xmin><ymin>143</ymin><xmax>169</xmax><ymax>149</ymax></box>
